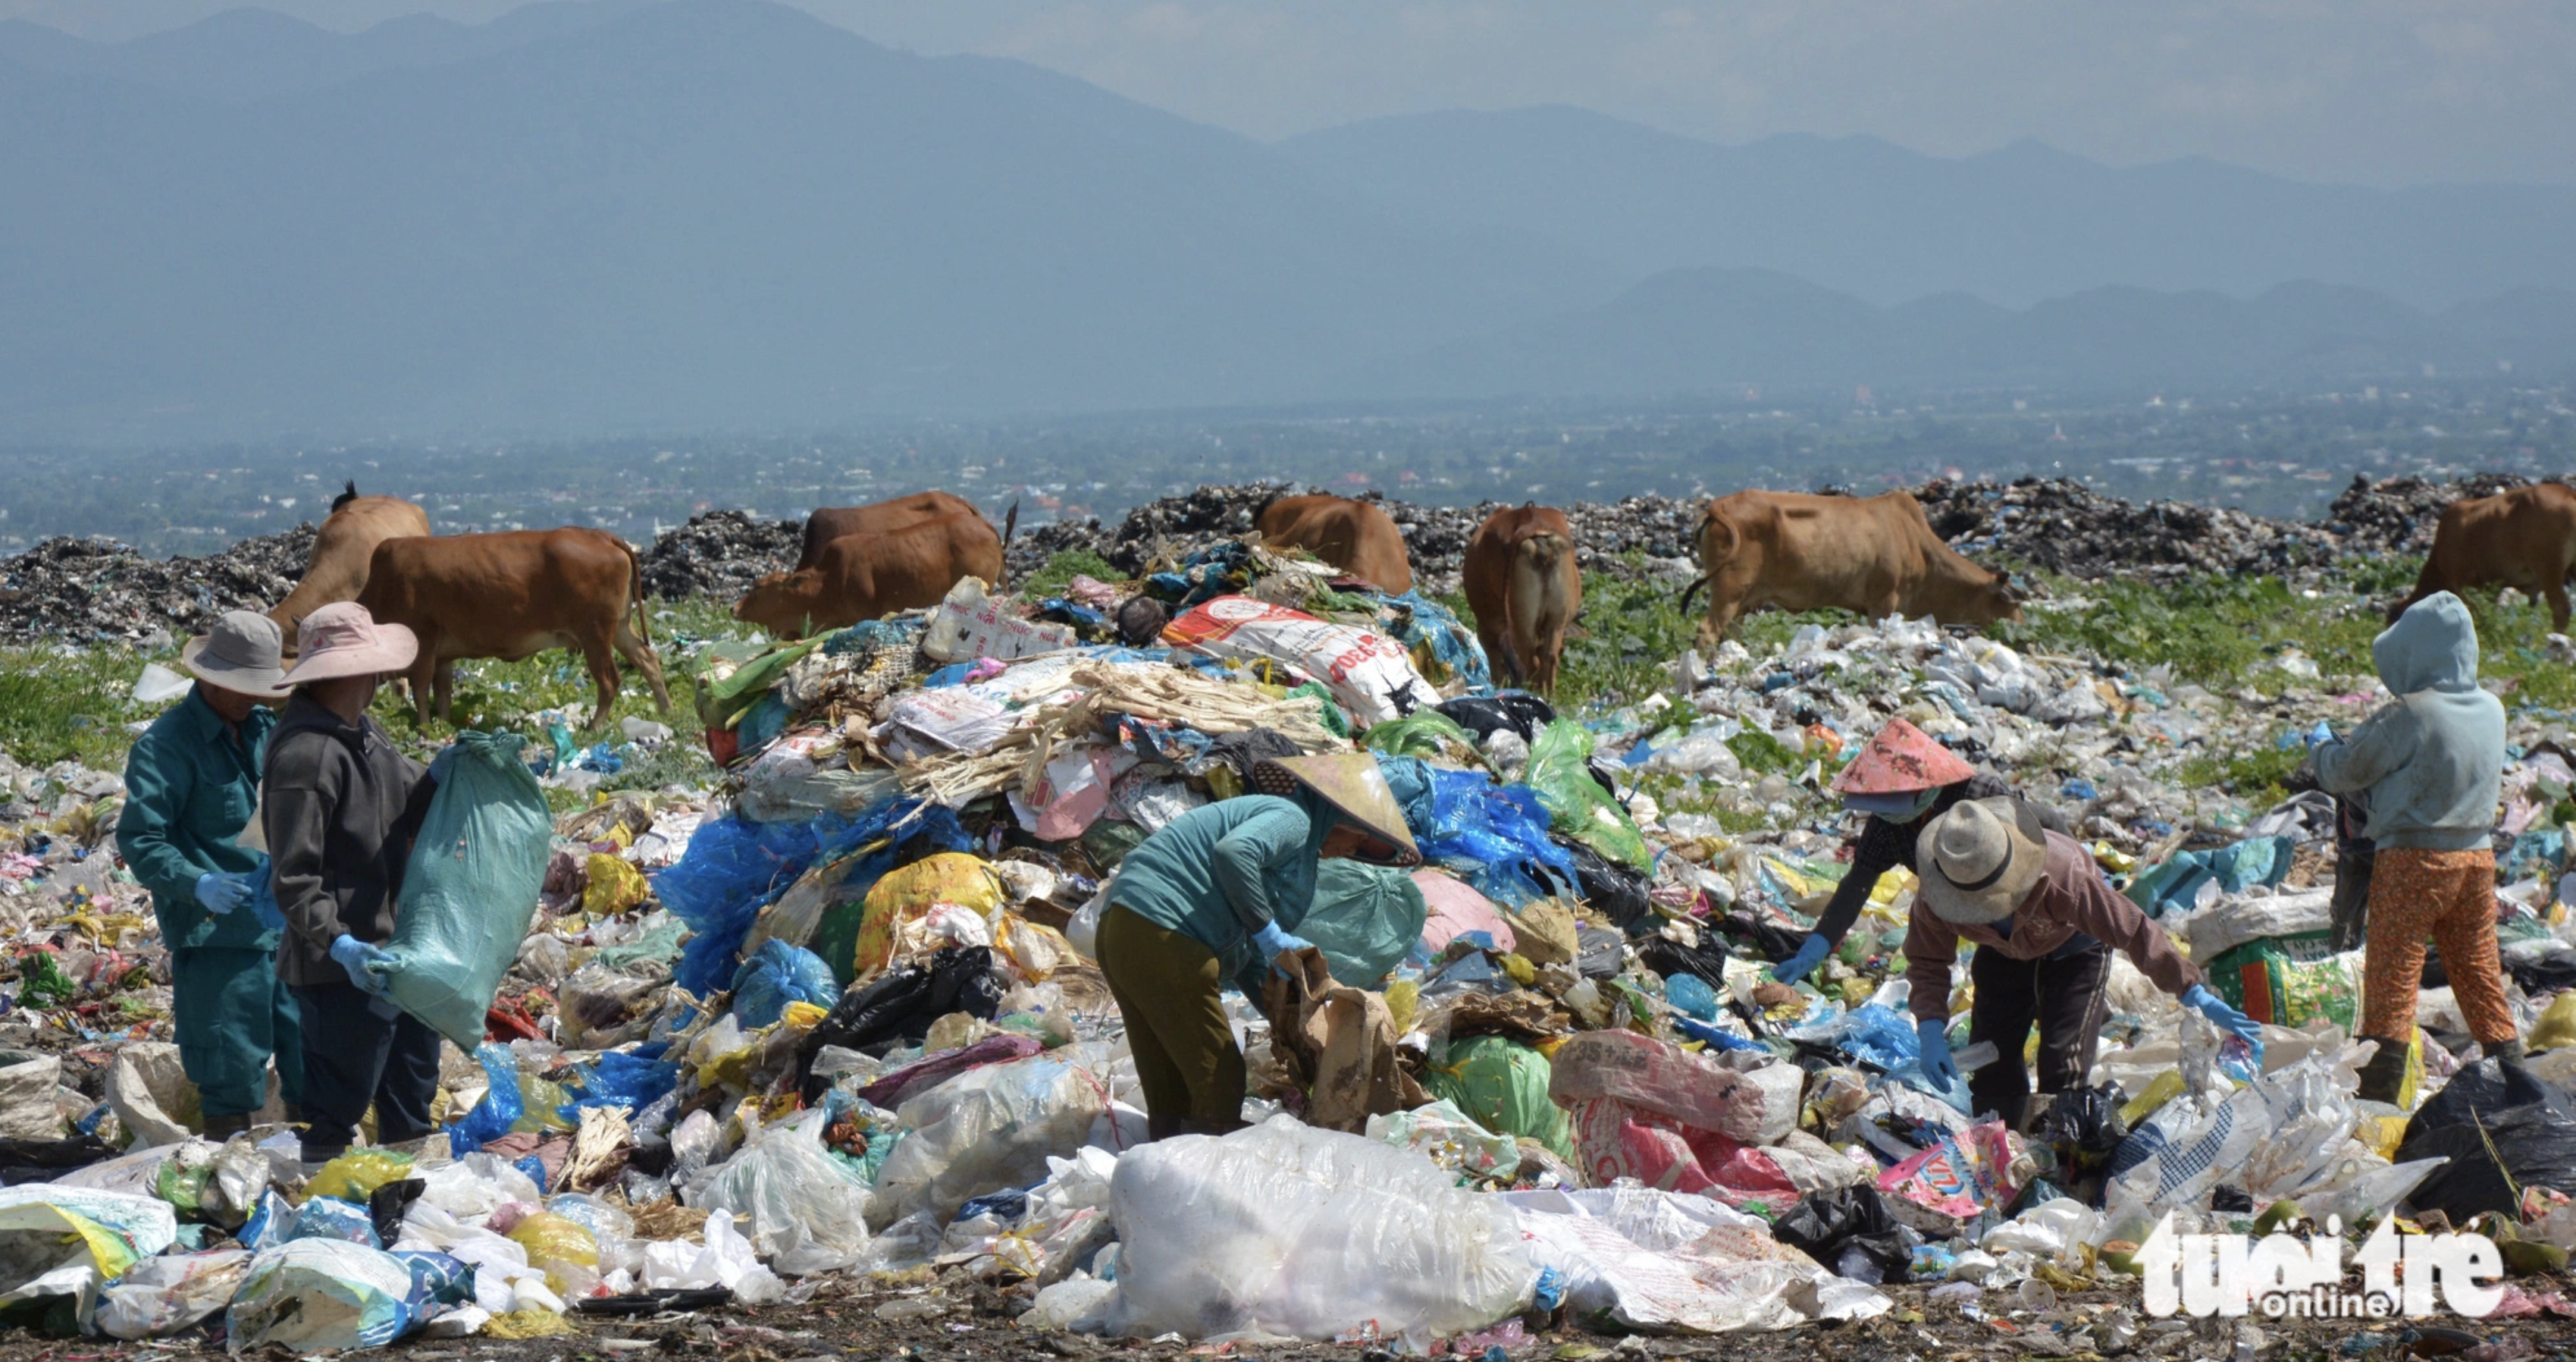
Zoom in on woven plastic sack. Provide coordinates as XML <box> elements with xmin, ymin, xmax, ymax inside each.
<box><xmin>1164</xmin><ymin>596</ymin><xmax>1437</xmax><ymax>727</ymax></box>
<box><xmin>854</xmin><ymin>852</ymin><xmax>1006</xmax><ymax>978</ymax></box>
<box><xmin>1103</xmin><ymin>1117</ymin><xmax>1534</xmax><ymax>1341</ymax></box>
<box><xmin>0</xmin><ymin>1186</ymin><xmax>177</xmax><ymax>1300</ymax></box>
<box><xmin>1421</xmin><ymin>1036</ymin><xmax>1574</xmax><ymax>1159</ymax></box>
<box><xmin>379</xmin><ymin>731</ymin><xmax>550</xmax><ymax>1049</ymax></box>
<box><xmin>1298</xmin><ymin>860</ymin><xmax>1428</xmax><ymax>987</ymax></box>
<box><xmin>1415</xmin><ymin>869</ymin><xmax>1517</xmax><ymax>956</ymax></box>
<box><xmin>227</xmin><ymin>1239</ymin><xmax>424</xmax><ymax>1353</ymax></box>
<box><xmin>1525</xmin><ymin>720</ymin><xmax>1650</xmax><ymax>872</ymax></box>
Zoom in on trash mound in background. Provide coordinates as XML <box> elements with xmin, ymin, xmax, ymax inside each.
<box><xmin>2325</xmin><ymin>470</ymin><xmax>2543</xmax><ymax>556</ymax></box>
<box><xmin>635</xmin><ymin>510</ymin><xmax>803</xmax><ymax>602</ymax></box>
<box><xmin>0</xmin><ymin>524</ymin><xmax>315</xmax><ymax>645</ymax></box>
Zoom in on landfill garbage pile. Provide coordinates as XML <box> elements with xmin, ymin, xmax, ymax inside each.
<box><xmin>634</xmin><ymin>510</ymin><xmax>803</xmax><ymax>603</ymax></box>
<box><xmin>1910</xmin><ymin>478</ymin><xmax>2348</xmax><ymax>582</ymax></box>
<box><xmin>2325</xmin><ymin>471</ymin><xmax>2549</xmax><ymax>556</ymax></box>
<box><xmin>8</xmin><ymin>523</ymin><xmax>2576</xmax><ymax>1358</ymax></box>
<box><xmin>0</xmin><ymin>526</ymin><xmax>315</xmax><ymax>646</ymax></box>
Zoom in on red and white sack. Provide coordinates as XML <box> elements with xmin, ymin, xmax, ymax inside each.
<box><xmin>1163</xmin><ymin>596</ymin><xmax>1434</xmax><ymax>727</ymax></box>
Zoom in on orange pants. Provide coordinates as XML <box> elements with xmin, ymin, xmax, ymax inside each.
<box><xmin>2360</xmin><ymin>846</ymin><xmax>2518</xmax><ymax>1046</ymax></box>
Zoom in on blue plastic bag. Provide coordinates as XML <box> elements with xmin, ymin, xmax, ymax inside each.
<box><xmin>284</xmin><ymin>1195</ymin><xmax>379</xmax><ymax>1247</ymax></box>
<box><xmin>561</xmin><ymin>1050</ymin><xmax>682</xmax><ymax>1121</ymax></box>
<box><xmin>378</xmin><ymin>731</ymin><xmax>551</xmax><ymax>1048</ymax></box>
<box><xmin>730</xmin><ymin>939</ymin><xmax>841</xmax><ymax>1028</ymax></box>
<box><xmin>654</xmin><ymin>815</ymin><xmax>828</xmax><ymax>996</ymax></box>
<box><xmin>448</xmin><ymin>1043</ymin><xmax>525</xmax><ymax>1154</ymax></box>
<box><xmin>1384</xmin><ymin>757</ymin><xmax>1578</xmax><ymax>906</ymax></box>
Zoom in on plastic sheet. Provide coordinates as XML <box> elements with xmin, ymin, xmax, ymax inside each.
<box><xmin>1525</xmin><ymin>720</ymin><xmax>1651</xmax><ymax>872</ymax></box>
<box><xmin>1387</xmin><ymin>758</ymin><xmax>1579</xmax><ymax>908</ymax></box>
<box><xmin>870</xmin><ymin>1051</ymin><xmax>1114</xmax><ymax>1230</ymax></box>
<box><xmin>380</xmin><ymin>730</ymin><xmax>551</xmax><ymax>1048</ymax></box>
<box><xmin>1104</xmin><ymin>1117</ymin><xmax>1535</xmax><ymax>1342</ymax></box>
<box><xmin>1421</xmin><ymin>1035</ymin><xmax>1575</xmax><ymax>1160</ymax></box>
<box><xmin>95</xmin><ymin>1249</ymin><xmax>250</xmax><ymax>1339</ymax></box>
<box><xmin>1503</xmin><ymin>1185</ymin><xmax>1887</xmax><ymax>1332</ymax></box>
<box><xmin>653</xmin><ymin>814</ymin><xmax>829</xmax><ymax>996</ymax></box>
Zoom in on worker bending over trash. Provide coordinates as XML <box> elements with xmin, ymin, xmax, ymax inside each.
<box><xmin>1773</xmin><ymin>717</ymin><xmax>2067</xmax><ymax>985</ymax></box>
<box><xmin>2313</xmin><ymin>590</ymin><xmax>2521</xmax><ymax>1100</ymax></box>
<box><xmin>1907</xmin><ymin>796</ymin><xmax>2262</xmax><ymax>1128</ymax></box>
<box><xmin>115</xmin><ymin>610</ymin><xmax>306</xmax><ymax>1139</ymax></box>
<box><xmin>1095</xmin><ymin>752</ymin><xmax>1420</xmax><ymax>1141</ymax></box>
<box><xmin>262</xmin><ymin>603</ymin><xmax>454</xmax><ymax>1167</ymax></box>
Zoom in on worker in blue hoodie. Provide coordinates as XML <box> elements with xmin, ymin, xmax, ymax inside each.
<box><xmin>1094</xmin><ymin>753</ymin><xmax>1420</xmax><ymax>1141</ymax></box>
<box><xmin>2314</xmin><ymin>590</ymin><xmax>2518</xmax><ymax>1102</ymax></box>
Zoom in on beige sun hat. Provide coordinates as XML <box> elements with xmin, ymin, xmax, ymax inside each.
<box><xmin>1915</xmin><ymin>796</ymin><xmax>2049</xmax><ymax>925</ymax></box>
<box><xmin>278</xmin><ymin>601</ymin><xmax>418</xmax><ymax>686</ymax></box>
<box><xmin>180</xmin><ymin>610</ymin><xmax>292</xmax><ymax>700</ymax></box>
<box><xmin>1249</xmin><ymin>752</ymin><xmax>1422</xmax><ymax>867</ymax></box>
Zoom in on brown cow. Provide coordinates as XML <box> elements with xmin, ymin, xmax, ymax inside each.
<box><xmin>268</xmin><ymin>482</ymin><xmax>431</xmax><ymax>646</ymax></box>
<box><xmin>1463</xmin><ymin>504</ymin><xmax>1582</xmax><ymax>694</ymax></box>
<box><xmin>355</xmin><ymin>528</ymin><xmax>669</xmax><ymax>730</ymax></box>
<box><xmin>734</xmin><ymin>509</ymin><xmax>1004</xmax><ymax>640</ymax></box>
<box><xmin>797</xmin><ymin>491</ymin><xmax>983</xmax><ymax>572</ymax></box>
<box><xmin>1255</xmin><ymin>494</ymin><xmax>1413</xmax><ymax>594</ymax></box>
<box><xmin>1684</xmin><ymin>490</ymin><xmax>2020</xmax><ymax>645</ymax></box>
<box><xmin>2390</xmin><ymin>482</ymin><xmax>2576</xmax><ymax>629</ymax></box>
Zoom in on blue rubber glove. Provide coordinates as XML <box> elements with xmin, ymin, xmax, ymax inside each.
<box><xmin>1251</xmin><ymin>921</ymin><xmax>1315</xmax><ymax>976</ymax></box>
<box><xmin>2304</xmin><ymin>720</ymin><xmax>2335</xmax><ymax>749</ymax></box>
<box><xmin>1771</xmin><ymin>934</ymin><xmax>1832</xmax><ymax>985</ymax></box>
<box><xmin>193</xmin><ymin>871</ymin><xmax>250</xmax><ymax>915</ymax></box>
<box><xmin>329</xmin><ymin>934</ymin><xmax>393</xmax><ymax>996</ymax></box>
<box><xmin>2183</xmin><ymin>984</ymin><xmax>2265</xmax><ymax>1058</ymax></box>
<box><xmin>1916</xmin><ymin>1018</ymin><xmax>1958</xmax><ymax>1088</ymax></box>
<box><xmin>426</xmin><ymin>745</ymin><xmax>462</xmax><ymax>784</ymax></box>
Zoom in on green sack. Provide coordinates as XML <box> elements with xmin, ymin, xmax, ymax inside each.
<box><xmin>379</xmin><ymin>731</ymin><xmax>552</xmax><ymax>1050</ymax></box>
<box><xmin>1295</xmin><ymin>860</ymin><xmax>1428</xmax><ymax>987</ymax></box>
<box><xmin>1362</xmin><ymin>710</ymin><xmax>1479</xmax><ymax>762</ymax></box>
<box><xmin>1525</xmin><ymin>720</ymin><xmax>1651</xmax><ymax>872</ymax></box>
<box><xmin>1421</xmin><ymin>1034</ymin><xmax>1575</xmax><ymax>1160</ymax></box>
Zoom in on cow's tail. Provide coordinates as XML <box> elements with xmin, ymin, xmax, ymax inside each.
<box><xmin>1678</xmin><ymin>576</ymin><xmax>1707</xmax><ymax>617</ymax></box>
<box><xmin>999</xmin><ymin>499</ymin><xmax>1020</xmax><ymax>592</ymax></box>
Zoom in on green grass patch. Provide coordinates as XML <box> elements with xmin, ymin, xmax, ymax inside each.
<box><xmin>2176</xmin><ymin>742</ymin><xmax>2310</xmax><ymax>808</ymax></box>
<box><xmin>0</xmin><ymin>643</ymin><xmax>174</xmax><ymax>770</ymax></box>
<box><xmin>1020</xmin><ymin>549</ymin><xmax>1120</xmax><ymax>598</ymax></box>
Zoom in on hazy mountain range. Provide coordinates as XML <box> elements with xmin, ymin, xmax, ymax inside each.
<box><xmin>5</xmin><ymin>0</ymin><xmax>2573</xmax><ymax>442</ymax></box>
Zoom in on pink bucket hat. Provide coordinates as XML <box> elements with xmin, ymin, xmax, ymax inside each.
<box><xmin>279</xmin><ymin>601</ymin><xmax>418</xmax><ymax>686</ymax></box>
<box><xmin>1833</xmin><ymin>717</ymin><xmax>1975</xmax><ymax>796</ymax></box>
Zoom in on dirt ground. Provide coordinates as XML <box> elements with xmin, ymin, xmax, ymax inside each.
<box><xmin>7</xmin><ymin>1276</ymin><xmax>2568</xmax><ymax>1362</ymax></box>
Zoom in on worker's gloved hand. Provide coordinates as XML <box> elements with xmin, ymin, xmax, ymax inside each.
<box><xmin>193</xmin><ymin>871</ymin><xmax>251</xmax><ymax>915</ymax></box>
<box><xmin>2304</xmin><ymin>720</ymin><xmax>2336</xmax><ymax>749</ymax></box>
<box><xmin>1771</xmin><ymin>934</ymin><xmax>1831</xmax><ymax>985</ymax></box>
<box><xmin>425</xmin><ymin>745</ymin><xmax>462</xmax><ymax>785</ymax></box>
<box><xmin>2183</xmin><ymin>984</ymin><xmax>2266</xmax><ymax>1059</ymax></box>
<box><xmin>329</xmin><ymin>934</ymin><xmax>393</xmax><ymax>996</ymax></box>
<box><xmin>1251</xmin><ymin>921</ymin><xmax>1315</xmax><ymax>976</ymax></box>
<box><xmin>1916</xmin><ymin>1018</ymin><xmax>1958</xmax><ymax>1088</ymax></box>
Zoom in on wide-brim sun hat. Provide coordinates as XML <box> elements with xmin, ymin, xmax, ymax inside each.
<box><xmin>1835</xmin><ymin>717</ymin><xmax>1976</xmax><ymax>796</ymax></box>
<box><xmin>1915</xmin><ymin>796</ymin><xmax>2049</xmax><ymax>926</ymax></box>
<box><xmin>1249</xmin><ymin>752</ymin><xmax>1422</xmax><ymax>867</ymax></box>
<box><xmin>278</xmin><ymin>601</ymin><xmax>418</xmax><ymax>686</ymax></box>
<box><xmin>180</xmin><ymin>610</ymin><xmax>292</xmax><ymax>700</ymax></box>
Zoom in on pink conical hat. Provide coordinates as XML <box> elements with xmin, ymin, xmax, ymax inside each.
<box><xmin>1833</xmin><ymin>718</ymin><xmax>1974</xmax><ymax>795</ymax></box>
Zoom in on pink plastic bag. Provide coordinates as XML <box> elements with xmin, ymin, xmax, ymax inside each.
<box><xmin>1412</xmin><ymin>870</ymin><xmax>1517</xmax><ymax>955</ymax></box>
<box><xmin>1565</xmin><ymin>1099</ymin><xmax>1804</xmax><ymax>1211</ymax></box>
<box><xmin>1548</xmin><ymin>1030</ymin><xmax>1795</xmax><ymax>1141</ymax></box>
<box><xmin>1876</xmin><ymin>1119</ymin><xmax>2021</xmax><ymax>1219</ymax></box>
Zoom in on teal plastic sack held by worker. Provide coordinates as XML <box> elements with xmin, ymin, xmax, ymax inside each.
<box><xmin>380</xmin><ymin>731</ymin><xmax>550</xmax><ymax>1049</ymax></box>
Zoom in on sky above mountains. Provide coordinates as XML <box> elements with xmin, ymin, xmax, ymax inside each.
<box><xmin>5</xmin><ymin>0</ymin><xmax>2568</xmax><ymax>189</ymax></box>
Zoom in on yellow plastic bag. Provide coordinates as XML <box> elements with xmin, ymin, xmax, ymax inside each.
<box><xmin>583</xmin><ymin>855</ymin><xmax>648</xmax><ymax>917</ymax></box>
<box><xmin>510</xmin><ymin>1073</ymin><xmax>577</xmax><ymax>1134</ymax></box>
<box><xmin>305</xmin><ymin>1148</ymin><xmax>416</xmax><ymax>1203</ymax></box>
<box><xmin>853</xmin><ymin>853</ymin><xmax>1005</xmax><ymax>977</ymax></box>
<box><xmin>992</xmin><ymin>912</ymin><xmax>1076</xmax><ymax>982</ymax></box>
<box><xmin>2531</xmin><ymin>993</ymin><xmax>2576</xmax><ymax>1053</ymax></box>
<box><xmin>506</xmin><ymin>1212</ymin><xmax>600</xmax><ymax>1296</ymax></box>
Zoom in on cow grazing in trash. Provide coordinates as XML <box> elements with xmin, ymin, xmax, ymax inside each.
<box><xmin>1462</xmin><ymin>504</ymin><xmax>1581</xmax><ymax>695</ymax></box>
<box><xmin>1683</xmin><ymin>489</ymin><xmax>2020</xmax><ymax>645</ymax></box>
<box><xmin>268</xmin><ymin>482</ymin><xmax>431</xmax><ymax>649</ymax></box>
<box><xmin>735</xmin><ymin>508</ymin><xmax>1005</xmax><ymax>640</ymax></box>
<box><xmin>795</xmin><ymin>491</ymin><xmax>986</xmax><ymax>573</ymax></box>
<box><xmin>356</xmin><ymin>527</ymin><xmax>670</xmax><ymax>730</ymax></box>
<box><xmin>1255</xmin><ymin>494</ymin><xmax>1414</xmax><ymax>595</ymax></box>
<box><xmin>2390</xmin><ymin>482</ymin><xmax>2576</xmax><ymax>630</ymax></box>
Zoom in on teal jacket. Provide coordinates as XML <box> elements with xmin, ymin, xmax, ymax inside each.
<box><xmin>2314</xmin><ymin>591</ymin><xmax>2506</xmax><ymax>852</ymax></box>
<box><xmin>115</xmin><ymin>687</ymin><xmax>280</xmax><ymax>951</ymax></box>
<box><xmin>1109</xmin><ymin>792</ymin><xmax>1334</xmax><ymax>993</ymax></box>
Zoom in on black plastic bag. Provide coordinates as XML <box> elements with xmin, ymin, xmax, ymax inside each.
<box><xmin>2402</xmin><ymin>1059</ymin><xmax>2576</xmax><ymax>1147</ymax></box>
<box><xmin>369</xmin><ymin>1178</ymin><xmax>425</xmax><ymax>1249</ymax></box>
<box><xmin>1773</xmin><ymin>1186</ymin><xmax>1919</xmax><ymax>1283</ymax></box>
<box><xmin>2400</xmin><ymin>1104</ymin><xmax>2576</xmax><ymax>1222</ymax></box>
<box><xmin>2035</xmin><ymin>1084</ymin><xmax>2130</xmax><ymax>1205</ymax></box>
<box><xmin>0</xmin><ymin>1134</ymin><xmax>114</xmax><ymax>1187</ymax></box>
<box><xmin>1719</xmin><ymin>911</ymin><xmax>1810</xmax><ymax>965</ymax></box>
<box><xmin>1551</xmin><ymin>833</ymin><xmax>1653</xmax><ymax>933</ymax></box>
<box><xmin>1573</xmin><ymin>926</ymin><xmax>1625</xmax><ymax>981</ymax></box>
<box><xmin>797</xmin><ymin>945</ymin><xmax>1004</xmax><ymax>1091</ymax></box>
<box><xmin>1637</xmin><ymin>937</ymin><xmax>1729</xmax><ymax>990</ymax></box>
<box><xmin>1435</xmin><ymin>694</ymin><xmax>1556</xmax><ymax>743</ymax></box>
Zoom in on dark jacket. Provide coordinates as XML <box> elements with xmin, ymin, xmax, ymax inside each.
<box><xmin>116</xmin><ymin>688</ymin><xmax>279</xmax><ymax>952</ymax></box>
<box><xmin>262</xmin><ymin>692</ymin><xmax>432</xmax><ymax>987</ymax></box>
<box><xmin>1810</xmin><ymin>773</ymin><xmax>2067</xmax><ymax>950</ymax></box>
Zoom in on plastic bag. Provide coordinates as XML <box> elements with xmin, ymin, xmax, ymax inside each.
<box><xmin>1367</xmin><ymin>1100</ymin><xmax>1521</xmax><ymax>1178</ymax></box>
<box><xmin>449</xmin><ymin>1043</ymin><xmax>527</xmax><ymax>1153</ymax></box>
<box><xmin>286</xmin><ymin>1194</ymin><xmax>381</xmax><ymax>1247</ymax></box>
<box><xmin>854</xmin><ymin>853</ymin><xmax>1007</xmax><ymax>979</ymax></box>
<box><xmin>1421</xmin><ymin>1036</ymin><xmax>1575</xmax><ymax>1160</ymax></box>
<box><xmin>1390</xmin><ymin>760</ymin><xmax>1578</xmax><ymax>908</ymax></box>
<box><xmin>1362</xmin><ymin>710</ymin><xmax>1481</xmax><ymax>761</ymax></box>
<box><xmin>582</xmin><ymin>853</ymin><xmax>649</xmax><ymax>916</ymax></box>
<box><xmin>1414</xmin><ymin>868</ymin><xmax>1517</xmax><ymax>956</ymax></box>
<box><xmin>695</xmin><ymin>1117</ymin><xmax>874</xmax><ymax>1276</ymax></box>
<box><xmin>2396</xmin><ymin>1059</ymin><xmax>2576</xmax><ymax>1222</ymax></box>
<box><xmin>1296</xmin><ymin>860</ymin><xmax>1427</xmax><ymax>986</ymax></box>
<box><xmin>1503</xmin><ymin>1185</ymin><xmax>1886</xmax><ymax>1332</ymax></box>
<box><xmin>1164</xmin><ymin>596</ymin><xmax>1436</xmax><ymax>727</ymax></box>
<box><xmin>380</xmin><ymin>731</ymin><xmax>551</xmax><ymax>1048</ymax></box>
<box><xmin>1550</xmin><ymin>1031</ymin><xmax>1800</xmax><ymax>1145</ymax></box>
<box><xmin>639</xmin><ymin>1210</ymin><xmax>783</xmax><ymax>1304</ymax></box>
<box><xmin>227</xmin><ymin>1239</ymin><xmax>428</xmax><ymax>1352</ymax></box>
<box><xmin>796</xmin><ymin>944</ymin><xmax>1004</xmax><ymax>1073</ymax></box>
<box><xmin>308</xmin><ymin>1148</ymin><xmax>418</xmax><ymax>1204</ymax></box>
<box><xmin>654</xmin><ymin>814</ymin><xmax>828</xmax><ymax>996</ymax></box>
<box><xmin>95</xmin><ymin>1248</ymin><xmax>251</xmax><ymax>1339</ymax></box>
<box><xmin>0</xmin><ymin>1185</ymin><xmax>178</xmax><ymax>1304</ymax></box>
<box><xmin>1103</xmin><ymin>1117</ymin><xmax>1534</xmax><ymax>1341</ymax></box>
<box><xmin>729</xmin><ymin>939</ymin><xmax>840</xmax><ymax>1028</ymax></box>
<box><xmin>505</xmin><ymin>1211</ymin><xmax>601</xmax><ymax>1296</ymax></box>
<box><xmin>1525</xmin><ymin>720</ymin><xmax>1650</xmax><ymax>872</ymax></box>
<box><xmin>1774</xmin><ymin>1187</ymin><xmax>1918</xmax><ymax>1284</ymax></box>
<box><xmin>869</xmin><ymin>1051</ymin><xmax>1113</xmax><ymax>1230</ymax></box>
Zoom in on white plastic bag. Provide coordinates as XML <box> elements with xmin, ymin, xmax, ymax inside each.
<box><xmin>1103</xmin><ymin>1117</ymin><xmax>1535</xmax><ymax>1342</ymax></box>
<box><xmin>96</xmin><ymin>1250</ymin><xmax>250</xmax><ymax>1339</ymax></box>
<box><xmin>641</xmin><ymin>1211</ymin><xmax>785</xmax><ymax>1304</ymax></box>
<box><xmin>227</xmin><ymin>1239</ymin><xmax>423</xmax><ymax>1353</ymax></box>
<box><xmin>694</xmin><ymin>1115</ymin><xmax>873</xmax><ymax>1276</ymax></box>
<box><xmin>869</xmin><ymin>1052</ymin><xmax>1114</xmax><ymax>1230</ymax></box>
<box><xmin>1501</xmin><ymin>1185</ymin><xmax>1885</xmax><ymax>1333</ymax></box>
